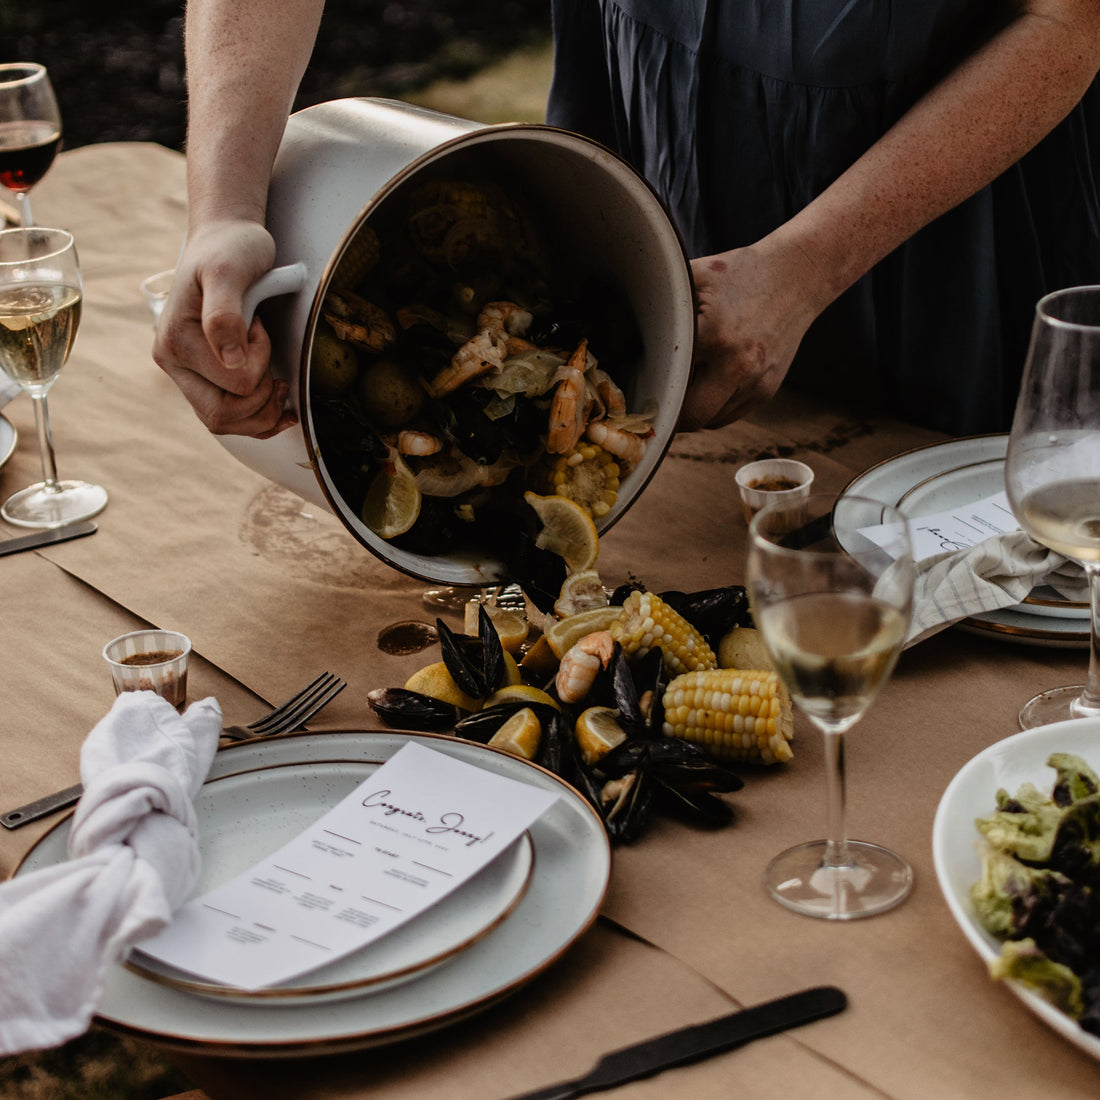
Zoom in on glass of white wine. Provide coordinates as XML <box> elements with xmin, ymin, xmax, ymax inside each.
<box><xmin>748</xmin><ymin>492</ymin><xmax>916</xmax><ymax>920</ymax></box>
<box><xmin>1005</xmin><ymin>284</ymin><xmax>1100</xmax><ymax>729</ymax></box>
<box><xmin>0</xmin><ymin>227</ymin><xmax>108</xmax><ymax>527</ymax></box>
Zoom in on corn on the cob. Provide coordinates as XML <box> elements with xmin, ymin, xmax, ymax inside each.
<box><xmin>331</xmin><ymin>225</ymin><xmax>381</xmax><ymax>291</ymax></box>
<box><xmin>546</xmin><ymin>442</ymin><xmax>620</xmax><ymax>519</ymax></box>
<box><xmin>609</xmin><ymin>590</ymin><xmax>717</xmax><ymax>676</ymax></box>
<box><xmin>662</xmin><ymin>668</ymin><xmax>794</xmax><ymax>765</ymax></box>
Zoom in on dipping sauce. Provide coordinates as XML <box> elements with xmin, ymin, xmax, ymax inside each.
<box><xmin>120</xmin><ymin>649</ymin><xmax>184</xmax><ymax>666</ymax></box>
<box><xmin>748</xmin><ymin>476</ymin><xmax>801</xmax><ymax>493</ymax></box>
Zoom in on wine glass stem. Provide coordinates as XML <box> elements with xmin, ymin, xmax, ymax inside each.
<box><xmin>821</xmin><ymin>726</ymin><xmax>853</xmax><ymax>869</ymax></box>
<box><xmin>1074</xmin><ymin>563</ymin><xmax>1100</xmax><ymax>718</ymax></box>
<box><xmin>15</xmin><ymin>190</ymin><xmax>34</xmax><ymax>228</ymax></box>
<box><xmin>32</xmin><ymin>393</ymin><xmax>60</xmax><ymax>491</ymax></box>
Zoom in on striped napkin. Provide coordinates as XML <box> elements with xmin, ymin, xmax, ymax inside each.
<box><xmin>907</xmin><ymin>530</ymin><xmax>1088</xmax><ymax>646</ymax></box>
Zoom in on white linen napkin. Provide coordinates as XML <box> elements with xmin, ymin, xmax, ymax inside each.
<box><xmin>0</xmin><ymin>690</ymin><xmax>222</xmax><ymax>1055</ymax></box>
<box><xmin>907</xmin><ymin>530</ymin><xmax>1089</xmax><ymax>647</ymax></box>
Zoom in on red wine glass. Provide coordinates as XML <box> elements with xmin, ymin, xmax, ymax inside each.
<box><xmin>0</xmin><ymin>63</ymin><xmax>62</xmax><ymax>228</ymax></box>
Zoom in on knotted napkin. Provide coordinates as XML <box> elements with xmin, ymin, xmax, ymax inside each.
<box><xmin>0</xmin><ymin>690</ymin><xmax>222</xmax><ymax>1055</ymax></box>
<box><xmin>907</xmin><ymin>530</ymin><xmax>1089</xmax><ymax>647</ymax></box>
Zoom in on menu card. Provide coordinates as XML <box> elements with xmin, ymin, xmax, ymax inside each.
<box><xmin>862</xmin><ymin>491</ymin><xmax>1019</xmax><ymax>562</ymax></box>
<box><xmin>134</xmin><ymin>742</ymin><xmax>559</xmax><ymax>991</ymax></box>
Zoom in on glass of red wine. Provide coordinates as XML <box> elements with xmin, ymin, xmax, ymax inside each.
<box><xmin>0</xmin><ymin>63</ymin><xmax>62</xmax><ymax>228</ymax></box>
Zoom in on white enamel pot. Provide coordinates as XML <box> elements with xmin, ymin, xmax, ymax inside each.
<box><xmin>218</xmin><ymin>98</ymin><xmax>695</xmax><ymax>586</ymax></box>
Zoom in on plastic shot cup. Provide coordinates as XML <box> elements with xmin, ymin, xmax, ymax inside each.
<box><xmin>103</xmin><ymin>629</ymin><xmax>191</xmax><ymax>710</ymax></box>
<box><xmin>140</xmin><ymin>268</ymin><xmax>174</xmax><ymax>322</ymax></box>
<box><xmin>735</xmin><ymin>459</ymin><xmax>814</xmax><ymax>524</ymax></box>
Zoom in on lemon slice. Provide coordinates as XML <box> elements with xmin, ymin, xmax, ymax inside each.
<box><xmin>361</xmin><ymin>453</ymin><xmax>421</xmax><ymax>539</ymax></box>
<box><xmin>523</xmin><ymin>491</ymin><xmax>599</xmax><ymax>574</ymax></box>
<box><xmin>488</xmin><ymin>707</ymin><xmax>543</xmax><ymax>759</ymax></box>
<box><xmin>575</xmin><ymin>706</ymin><xmax>628</xmax><ymax>765</ymax></box>
<box><xmin>483</xmin><ymin>684</ymin><xmax>561</xmax><ymax>712</ymax></box>
<box><xmin>554</xmin><ymin>569</ymin><xmax>609</xmax><ymax>619</ymax></box>
<box><xmin>404</xmin><ymin>661</ymin><xmax>481</xmax><ymax>712</ymax></box>
<box><xmin>544</xmin><ymin>605</ymin><xmax>624</xmax><ymax>660</ymax></box>
<box><xmin>464</xmin><ymin>601</ymin><xmax>529</xmax><ymax>654</ymax></box>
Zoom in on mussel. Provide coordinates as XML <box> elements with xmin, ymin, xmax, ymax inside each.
<box><xmin>366</xmin><ymin>687</ymin><xmax>463</xmax><ymax>731</ymax></box>
<box><xmin>658</xmin><ymin>585</ymin><xmax>753</xmax><ymax>644</ymax></box>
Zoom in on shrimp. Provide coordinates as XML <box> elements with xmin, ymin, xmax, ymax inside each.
<box><xmin>426</xmin><ymin>329</ymin><xmax>507</xmax><ymax>398</ymax></box>
<box><xmin>477</xmin><ymin>301</ymin><xmax>533</xmax><ymax>338</ymax></box>
<box><xmin>547</xmin><ymin>339</ymin><xmax>593</xmax><ymax>454</ymax></box>
<box><xmin>322</xmin><ymin>290</ymin><xmax>396</xmax><ymax>352</ymax></box>
<box><xmin>555</xmin><ymin>630</ymin><xmax>615</xmax><ymax>704</ymax></box>
<box><xmin>590</xmin><ymin>368</ymin><xmax>627</xmax><ymax>418</ymax></box>
<box><xmin>586</xmin><ymin>418</ymin><xmax>651</xmax><ymax>466</ymax></box>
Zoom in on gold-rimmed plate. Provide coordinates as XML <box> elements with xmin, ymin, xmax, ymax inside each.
<box><xmin>844</xmin><ymin>435</ymin><xmax>1089</xmax><ymax>648</ymax></box>
<box><xmin>15</xmin><ymin>730</ymin><xmax>611</xmax><ymax>1057</ymax></box>
<box><xmin>121</xmin><ymin>759</ymin><xmax>535</xmax><ymax>1005</ymax></box>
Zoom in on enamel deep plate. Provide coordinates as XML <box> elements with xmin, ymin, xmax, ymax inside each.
<box><xmin>16</xmin><ymin>730</ymin><xmax>611</xmax><ymax>1057</ymax></box>
<box><xmin>932</xmin><ymin>716</ymin><xmax>1100</xmax><ymax>1062</ymax></box>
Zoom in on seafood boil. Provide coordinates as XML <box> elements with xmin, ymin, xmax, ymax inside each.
<box><xmin>368</xmin><ymin>580</ymin><xmax>795</xmax><ymax>845</ymax></box>
<box><xmin>310</xmin><ymin>169</ymin><xmax>658</xmax><ymax>578</ymax></box>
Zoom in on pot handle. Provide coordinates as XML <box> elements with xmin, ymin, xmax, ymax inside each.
<box><xmin>241</xmin><ymin>262</ymin><xmax>309</xmax><ymax>326</ymax></box>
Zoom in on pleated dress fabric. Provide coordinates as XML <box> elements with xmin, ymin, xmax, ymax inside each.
<box><xmin>546</xmin><ymin>0</ymin><xmax>1100</xmax><ymax>435</ymax></box>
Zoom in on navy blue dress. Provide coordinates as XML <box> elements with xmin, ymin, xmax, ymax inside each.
<box><xmin>546</xmin><ymin>0</ymin><xmax>1100</xmax><ymax>435</ymax></box>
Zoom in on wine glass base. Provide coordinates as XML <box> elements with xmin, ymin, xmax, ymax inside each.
<box><xmin>764</xmin><ymin>839</ymin><xmax>913</xmax><ymax>920</ymax></box>
<box><xmin>2</xmin><ymin>479</ymin><xmax>108</xmax><ymax>528</ymax></box>
<box><xmin>1018</xmin><ymin>685</ymin><xmax>1100</xmax><ymax>730</ymax></box>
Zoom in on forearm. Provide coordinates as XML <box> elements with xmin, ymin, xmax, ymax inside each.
<box><xmin>183</xmin><ymin>0</ymin><xmax>326</xmax><ymax>229</ymax></box>
<box><xmin>774</xmin><ymin>0</ymin><xmax>1100</xmax><ymax>311</ymax></box>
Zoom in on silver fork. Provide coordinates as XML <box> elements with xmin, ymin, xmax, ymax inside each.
<box><xmin>221</xmin><ymin>671</ymin><xmax>346</xmax><ymax>741</ymax></box>
<box><xmin>0</xmin><ymin>672</ymin><xmax>347</xmax><ymax>829</ymax></box>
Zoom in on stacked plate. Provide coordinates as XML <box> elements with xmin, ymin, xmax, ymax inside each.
<box><xmin>16</xmin><ymin>730</ymin><xmax>611</xmax><ymax>1057</ymax></box>
<box><xmin>844</xmin><ymin>435</ymin><xmax>1089</xmax><ymax>647</ymax></box>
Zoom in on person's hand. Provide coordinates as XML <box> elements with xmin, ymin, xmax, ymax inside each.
<box><xmin>680</xmin><ymin>238</ymin><xmax>825</xmax><ymax>431</ymax></box>
<box><xmin>152</xmin><ymin>219</ymin><xmax>297</xmax><ymax>438</ymax></box>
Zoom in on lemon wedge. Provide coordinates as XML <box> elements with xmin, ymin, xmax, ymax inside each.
<box><xmin>404</xmin><ymin>661</ymin><xmax>481</xmax><ymax>712</ymax></box>
<box><xmin>575</xmin><ymin>706</ymin><xmax>628</xmax><ymax>765</ymax></box>
<box><xmin>523</xmin><ymin>491</ymin><xmax>599</xmax><ymax>574</ymax></box>
<box><xmin>464</xmin><ymin>600</ymin><xmax>529</xmax><ymax>654</ymax></box>
<box><xmin>488</xmin><ymin>707</ymin><xmax>543</xmax><ymax>759</ymax></box>
<box><xmin>483</xmin><ymin>684</ymin><xmax>561</xmax><ymax>712</ymax></box>
<box><xmin>544</xmin><ymin>605</ymin><xmax>624</xmax><ymax>660</ymax></box>
<box><xmin>361</xmin><ymin>453</ymin><xmax>421</xmax><ymax>539</ymax></box>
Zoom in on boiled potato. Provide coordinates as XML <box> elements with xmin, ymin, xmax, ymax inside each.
<box><xmin>357</xmin><ymin>357</ymin><xmax>425</xmax><ymax>427</ymax></box>
<box><xmin>310</xmin><ymin>327</ymin><xmax>359</xmax><ymax>394</ymax></box>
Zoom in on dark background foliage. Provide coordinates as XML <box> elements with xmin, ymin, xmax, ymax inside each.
<box><xmin>0</xmin><ymin>0</ymin><xmax>551</xmax><ymax>150</ymax></box>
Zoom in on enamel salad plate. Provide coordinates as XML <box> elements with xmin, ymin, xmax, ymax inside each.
<box><xmin>932</xmin><ymin>716</ymin><xmax>1100</xmax><ymax>1062</ymax></box>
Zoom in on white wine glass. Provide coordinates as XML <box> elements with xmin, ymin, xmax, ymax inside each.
<box><xmin>748</xmin><ymin>492</ymin><xmax>916</xmax><ymax>920</ymax></box>
<box><xmin>1005</xmin><ymin>284</ymin><xmax>1100</xmax><ymax>729</ymax></box>
<box><xmin>0</xmin><ymin>227</ymin><xmax>108</xmax><ymax>527</ymax></box>
<box><xmin>0</xmin><ymin>63</ymin><xmax>62</xmax><ymax>228</ymax></box>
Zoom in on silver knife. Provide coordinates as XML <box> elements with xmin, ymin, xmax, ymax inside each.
<box><xmin>507</xmin><ymin>985</ymin><xmax>847</xmax><ymax>1100</ymax></box>
<box><xmin>0</xmin><ymin>520</ymin><xmax>97</xmax><ymax>556</ymax></box>
<box><xmin>1</xmin><ymin>783</ymin><xmax>85</xmax><ymax>829</ymax></box>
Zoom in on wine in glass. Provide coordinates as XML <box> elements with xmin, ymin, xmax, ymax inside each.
<box><xmin>0</xmin><ymin>63</ymin><xmax>62</xmax><ymax>228</ymax></box>
<box><xmin>1005</xmin><ymin>284</ymin><xmax>1100</xmax><ymax>729</ymax></box>
<box><xmin>0</xmin><ymin>227</ymin><xmax>108</xmax><ymax>527</ymax></box>
<box><xmin>748</xmin><ymin>492</ymin><xmax>916</xmax><ymax>919</ymax></box>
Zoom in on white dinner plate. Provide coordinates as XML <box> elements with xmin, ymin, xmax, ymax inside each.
<box><xmin>120</xmin><ymin>760</ymin><xmax>536</xmax><ymax>1004</ymax></box>
<box><xmin>0</xmin><ymin>413</ymin><xmax>16</xmax><ymax>470</ymax></box>
<box><xmin>15</xmin><ymin>730</ymin><xmax>611</xmax><ymax>1057</ymax></box>
<box><xmin>932</xmin><ymin>716</ymin><xmax>1100</xmax><ymax>1062</ymax></box>
<box><xmin>844</xmin><ymin>435</ymin><xmax>1090</xmax><ymax>647</ymax></box>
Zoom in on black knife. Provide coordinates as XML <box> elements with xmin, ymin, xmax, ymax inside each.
<box><xmin>507</xmin><ymin>985</ymin><xmax>847</xmax><ymax>1100</ymax></box>
<box><xmin>0</xmin><ymin>520</ymin><xmax>97</xmax><ymax>556</ymax></box>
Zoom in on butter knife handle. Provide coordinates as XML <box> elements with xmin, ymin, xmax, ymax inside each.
<box><xmin>1</xmin><ymin>783</ymin><xmax>84</xmax><ymax>829</ymax></box>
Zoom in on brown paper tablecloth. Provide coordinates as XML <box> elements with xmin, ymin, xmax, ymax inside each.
<box><xmin>1</xmin><ymin>142</ymin><xmax>1098</xmax><ymax>1099</ymax></box>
